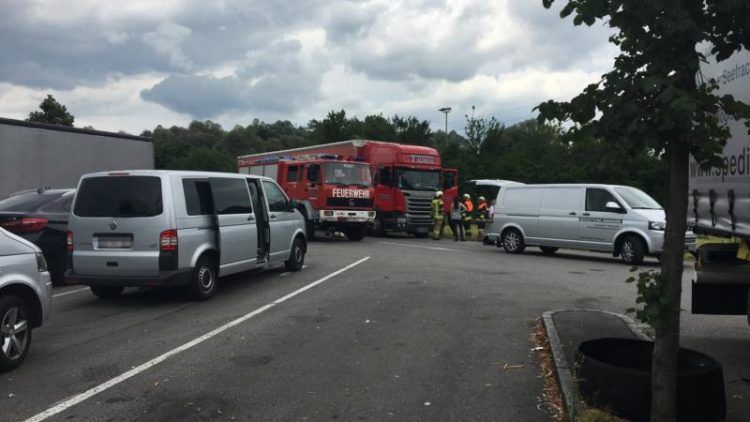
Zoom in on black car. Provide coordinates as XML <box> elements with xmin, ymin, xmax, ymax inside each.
<box><xmin>0</xmin><ymin>188</ymin><xmax>75</xmax><ymax>284</ymax></box>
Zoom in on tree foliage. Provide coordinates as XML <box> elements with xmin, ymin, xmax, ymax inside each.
<box><xmin>27</xmin><ymin>95</ymin><xmax>75</xmax><ymax>127</ymax></box>
<box><xmin>536</xmin><ymin>1</ymin><xmax>750</xmax><ymax>420</ymax></box>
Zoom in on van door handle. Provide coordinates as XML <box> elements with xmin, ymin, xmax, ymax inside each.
<box><xmin>270</xmin><ymin>214</ymin><xmax>277</xmax><ymax>219</ymax></box>
<box><xmin>248</xmin><ymin>216</ymin><xmax>255</xmax><ymax>222</ymax></box>
<box><xmin>582</xmin><ymin>212</ymin><xmax>591</xmax><ymax>216</ymax></box>
<box><xmin>569</xmin><ymin>212</ymin><xmax>577</xmax><ymax>216</ymax></box>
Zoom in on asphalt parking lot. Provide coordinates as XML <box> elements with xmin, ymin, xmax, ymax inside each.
<box><xmin>1</xmin><ymin>236</ymin><xmax>747</xmax><ymax>421</ymax></box>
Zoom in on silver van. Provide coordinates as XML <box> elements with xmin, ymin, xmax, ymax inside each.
<box><xmin>488</xmin><ymin>184</ymin><xmax>696</xmax><ymax>264</ymax></box>
<box><xmin>65</xmin><ymin>170</ymin><xmax>307</xmax><ymax>300</ymax></box>
<box><xmin>0</xmin><ymin>227</ymin><xmax>52</xmax><ymax>372</ymax></box>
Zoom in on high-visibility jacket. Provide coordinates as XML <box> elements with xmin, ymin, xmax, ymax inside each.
<box><xmin>431</xmin><ymin>198</ymin><xmax>443</xmax><ymax>219</ymax></box>
<box><xmin>464</xmin><ymin>200</ymin><xmax>474</xmax><ymax>213</ymax></box>
<box><xmin>477</xmin><ymin>201</ymin><xmax>488</xmax><ymax>219</ymax></box>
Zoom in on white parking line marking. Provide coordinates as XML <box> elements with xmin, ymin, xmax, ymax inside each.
<box><xmin>52</xmin><ymin>287</ymin><xmax>89</xmax><ymax>298</ymax></box>
<box><xmin>279</xmin><ymin>272</ymin><xmax>290</xmax><ymax>277</ymax></box>
<box><xmin>380</xmin><ymin>241</ymin><xmax>459</xmax><ymax>252</ymax></box>
<box><xmin>25</xmin><ymin>256</ymin><xmax>371</xmax><ymax>422</ymax></box>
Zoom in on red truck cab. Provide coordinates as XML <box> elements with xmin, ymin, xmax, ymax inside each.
<box><xmin>238</xmin><ymin>154</ymin><xmax>376</xmax><ymax>241</ymax></box>
<box><xmin>238</xmin><ymin>140</ymin><xmax>458</xmax><ymax>238</ymax></box>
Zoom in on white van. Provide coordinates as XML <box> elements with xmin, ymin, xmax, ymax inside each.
<box><xmin>488</xmin><ymin>184</ymin><xmax>696</xmax><ymax>264</ymax></box>
<box><xmin>66</xmin><ymin>170</ymin><xmax>307</xmax><ymax>300</ymax></box>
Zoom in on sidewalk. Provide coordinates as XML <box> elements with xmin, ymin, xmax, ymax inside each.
<box><xmin>542</xmin><ymin>309</ymin><xmax>649</xmax><ymax>417</ymax></box>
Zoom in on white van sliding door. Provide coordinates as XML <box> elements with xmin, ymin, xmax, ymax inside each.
<box><xmin>538</xmin><ymin>187</ymin><xmax>584</xmax><ymax>244</ymax></box>
<box><xmin>209</xmin><ymin>177</ymin><xmax>258</xmax><ymax>275</ymax></box>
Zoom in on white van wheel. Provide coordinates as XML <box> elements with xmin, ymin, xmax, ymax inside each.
<box><xmin>285</xmin><ymin>237</ymin><xmax>306</xmax><ymax>271</ymax></box>
<box><xmin>502</xmin><ymin>229</ymin><xmax>525</xmax><ymax>254</ymax></box>
<box><xmin>0</xmin><ymin>296</ymin><xmax>31</xmax><ymax>372</ymax></box>
<box><xmin>620</xmin><ymin>236</ymin><xmax>645</xmax><ymax>265</ymax></box>
<box><xmin>189</xmin><ymin>256</ymin><xmax>217</xmax><ymax>301</ymax></box>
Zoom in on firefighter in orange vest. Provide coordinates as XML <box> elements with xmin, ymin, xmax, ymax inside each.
<box><xmin>476</xmin><ymin>196</ymin><xmax>489</xmax><ymax>241</ymax></box>
<box><xmin>462</xmin><ymin>194</ymin><xmax>474</xmax><ymax>239</ymax></box>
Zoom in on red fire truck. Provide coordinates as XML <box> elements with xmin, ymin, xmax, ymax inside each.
<box><xmin>237</xmin><ymin>153</ymin><xmax>376</xmax><ymax>240</ymax></box>
<box><xmin>238</xmin><ymin>140</ymin><xmax>458</xmax><ymax>237</ymax></box>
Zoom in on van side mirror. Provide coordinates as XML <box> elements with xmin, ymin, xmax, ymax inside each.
<box><xmin>288</xmin><ymin>199</ymin><xmax>298</xmax><ymax>212</ymax></box>
<box><xmin>605</xmin><ymin>201</ymin><xmax>624</xmax><ymax>212</ymax></box>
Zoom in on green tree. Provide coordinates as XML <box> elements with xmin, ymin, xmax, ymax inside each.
<box><xmin>27</xmin><ymin>95</ymin><xmax>75</xmax><ymax>126</ymax></box>
<box><xmin>537</xmin><ymin>1</ymin><xmax>750</xmax><ymax>419</ymax></box>
<box><xmin>392</xmin><ymin>115</ymin><xmax>433</xmax><ymax>146</ymax></box>
<box><xmin>308</xmin><ymin>110</ymin><xmax>351</xmax><ymax>144</ymax></box>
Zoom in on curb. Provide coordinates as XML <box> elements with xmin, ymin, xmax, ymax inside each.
<box><xmin>541</xmin><ymin>309</ymin><xmax>650</xmax><ymax>418</ymax></box>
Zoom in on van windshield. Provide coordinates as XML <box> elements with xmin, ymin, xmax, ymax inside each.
<box><xmin>74</xmin><ymin>176</ymin><xmax>163</xmax><ymax>217</ymax></box>
<box><xmin>614</xmin><ymin>187</ymin><xmax>662</xmax><ymax>210</ymax></box>
<box><xmin>323</xmin><ymin>163</ymin><xmax>372</xmax><ymax>187</ymax></box>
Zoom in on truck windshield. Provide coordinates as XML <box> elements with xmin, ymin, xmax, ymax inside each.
<box><xmin>323</xmin><ymin>163</ymin><xmax>372</xmax><ymax>187</ymax></box>
<box><xmin>614</xmin><ymin>187</ymin><xmax>663</xmax><ymax>210</ymax></box>
<box><xmin>395</xmin><ymin>169</ymin><xmax>440</xmax><ymax>191</ymax></box>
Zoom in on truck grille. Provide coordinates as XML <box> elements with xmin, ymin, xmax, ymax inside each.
<box><xmin>405</xmin><ymin>193</ymin><xmax>433</xmax><ymax>226</ymax></box>
<box><xmin>326</xmin><ymin>198</ymin><xmax>373</xmax><ymax>208</ymax></box>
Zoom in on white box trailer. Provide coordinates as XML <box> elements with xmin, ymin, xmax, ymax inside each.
<box><xmin>688</xmin><ymin>48</ymin><xmax>750</xmax><ymax>321</ymax></box>
<box><xmin>0</xmin><ymin>117</ymin><xmax>154</xmax><ymax>197</ymax></box>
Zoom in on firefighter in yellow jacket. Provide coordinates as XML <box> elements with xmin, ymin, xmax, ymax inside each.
<box><xmin>431</xmin><ymin>191</ymin><xmax>444</xmax><ymax>240</ymax></box>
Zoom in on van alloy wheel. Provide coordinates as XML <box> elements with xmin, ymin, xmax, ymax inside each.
<box><xmin>620</xmin><ymin>236</ymin><xmax>645</xmax><ymax>265</ymax></box>
<box><xmin>502</xmin><ymin>229</ymin><xmax>525</xmax><ymax>254</ymax></box>
<box><xmin>1</xmin><ymin>303</ymin><xmax>29</xmax><ymax>362</ymax></box>
<box><xmin>622</xmin><ymin>242</ymin><xmax>635</xmax><ymax>261</ymax></box>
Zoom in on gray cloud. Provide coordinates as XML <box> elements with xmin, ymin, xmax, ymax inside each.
<box><xmin>141</xmin><ymin>39</ymin><xmax>324</xmax><ymax>117</ymax></box>
<box><xmin>0</xmin><ymin>0</ymin><xmax>617</xmax><ymax>126</ymax></box>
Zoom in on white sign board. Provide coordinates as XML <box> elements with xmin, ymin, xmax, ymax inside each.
<box><xmin>690</xmin><ymin>48</ymin><xmax>750</xmax><ymax>238</ymax></box>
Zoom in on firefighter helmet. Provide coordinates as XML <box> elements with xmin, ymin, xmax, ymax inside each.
<box><xmin>463</xmin><ymin>193</ymin><xmax>470</xmax><ymax>199</ymax></box>
<box><xmin>435</xmin><ymin>190</ymin><xmax>443</xmax><ymax>198</ymax></box>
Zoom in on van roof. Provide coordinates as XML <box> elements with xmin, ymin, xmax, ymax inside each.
<box><xmin>79</xmin><ymin>169</ymin><xmax>274</xmax><ymax>182</ymax></box>
<box><xmin>504</xmin><ymin>183</ymin><xmax>635</xmax><ymax>189</ymax></box>
<box><xmin>468</xmin><ymin>179</ymin><xmax>523</xmax><ymax>186</ymax></box>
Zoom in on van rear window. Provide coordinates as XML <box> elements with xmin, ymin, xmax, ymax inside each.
<box><xmin>74</xmin><ymin>176</ymin><xmax>163</xmax><ymax>217</ymax></box>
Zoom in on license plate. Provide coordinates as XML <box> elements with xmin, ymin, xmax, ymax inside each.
<box><xmin>96</xmin><ymin>235</ymin><xmax>133</xmax><ymax>249</ymax></box>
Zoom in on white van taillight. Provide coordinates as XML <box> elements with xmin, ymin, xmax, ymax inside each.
<box><xmin>159</xmin><ymin>229</ymin><xmax>178</xmax><ymax>251</ymax></box>
<box><xmin>66</xmin><ymin>231</ymin><xmax>74</xmax><ymax>251</ymax></box>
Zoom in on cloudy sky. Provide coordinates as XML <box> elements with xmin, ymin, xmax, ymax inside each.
<box><xmin>0</xmin><ymin>0</ymin><xmax>617</xmax><ymax>135</ymax></box>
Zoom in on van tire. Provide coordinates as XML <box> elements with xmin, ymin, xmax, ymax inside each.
<box><xmin>539</xmin><ymin>246</ymin><xmax>559</xmax><ymax>255</ymax></box>
<box><xmin>502</xmin><ymin>228</ymin><xmax>525</xmax><ymax>254</ymax></box>
<box><xmin>90</xmin><ymin>286</ymin><xmax>124</xmax><ymax>299</ymax></box>
<box><xmin>285</xmin><ymin>236</ymin><xmax>306</xmax><ymax>271</ymax></box>
<box><xmin>188</xmin><ymin>256</ymin><xmax>217</xmax><ymax>301</ymax></box>
<box><xmin>0</xmin><ymin>296</ymin><xmax>32</xmax><ymax>372</ymax></box>
<box><xmin>620</xmin><ymin>235</ymin><xmax>646</xmax><ymax>265</ymax></box>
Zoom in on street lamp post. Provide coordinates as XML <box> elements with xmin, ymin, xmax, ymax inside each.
<box><xmin>438</xmin><ymin>107</ymin><xmax>451</xmax><ymax>134</ymax></box>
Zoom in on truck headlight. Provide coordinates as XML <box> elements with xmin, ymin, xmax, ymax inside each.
<box><xmin>648</xmin><ymin>221</ymin><xmax>666</xmax><ymax>231</ymax></box>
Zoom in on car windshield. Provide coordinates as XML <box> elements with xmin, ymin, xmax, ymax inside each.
<box><xmin>323</xmin><ymin>163</ymin><xmax>372</xmax><ymax>186</ymax></box>
<box><xmin>0</xmin><ymin>191</ymin><xmax>65</xmax><ymax>212</ymax></box>
<box><xmin>395</xmin><ymin>169</ymin><xmax>440</xmax><ymax>191</ymax></box>
<box><xmin>614</xmin><ymin>187</ymin><xmax>663</xmax><ymax>210</ymax></box>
